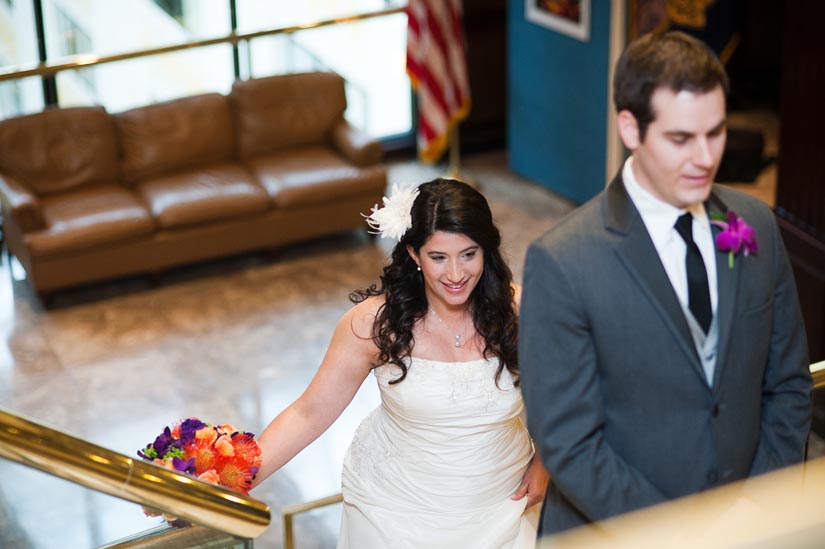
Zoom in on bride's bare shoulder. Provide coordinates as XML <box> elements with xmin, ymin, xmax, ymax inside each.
<box><xmin>344</xmin><ymin>295</ymin><xmax>385</xmax><ymax>340</ymax></box>
<box><xmin>511</xmin><ymin>282</ymin><xmax>522</xmax><ymax>313</ymax></box>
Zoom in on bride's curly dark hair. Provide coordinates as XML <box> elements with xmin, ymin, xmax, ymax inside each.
<box><xmin>350</xmin><ymin>178</ymin><xmax>518</xmax><ymax>386</ymax></box>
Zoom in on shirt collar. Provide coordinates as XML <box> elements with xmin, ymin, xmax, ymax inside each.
<box><xmin>623</xmin><ymin>157</ymin><xmax>707</xmax><ymax>248</ymax></box>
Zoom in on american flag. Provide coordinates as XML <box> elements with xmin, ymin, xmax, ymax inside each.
<box><xmin>406</xmin><ymin>0</ymin><xmax>471</xmax><ymax>163</ymax></box>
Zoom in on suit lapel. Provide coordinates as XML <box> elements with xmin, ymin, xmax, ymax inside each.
<box><xmin>707</xmin><ymin>191</ymin><xmax>741</xmax><ymax>389</ymax></box>
<box><xmin>604</xmin><ymin>174</ymin><xmax>704</xmax><ymax>377</ymax></box>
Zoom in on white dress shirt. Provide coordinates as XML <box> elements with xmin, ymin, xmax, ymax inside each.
<box><xmin>622</xmin><ymin>157</ymin><xmax>718</xmax><ymax>315</ymax></box>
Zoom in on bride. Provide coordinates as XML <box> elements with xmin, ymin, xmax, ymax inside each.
<box><xmin>253</xmin><ymin>178</ymin><xmax>548</xmax><ymax>548</ymax></box>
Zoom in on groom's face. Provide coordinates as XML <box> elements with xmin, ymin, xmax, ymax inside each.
<box><xmin>619</xmin><ymin>85</ymin><xmax>727</xmax><ymax>209</ymax></box>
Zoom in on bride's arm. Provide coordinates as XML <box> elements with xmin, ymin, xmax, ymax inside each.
<box><xmin>511</xmin><ymin>452</ymin><xmax>550</xmax><ymax>509</ymax></box>
<box><xmin>510</xmin><ymin>282</ymin><xmax>547</xmax><ymax>507</ymax></box>
<box><xmin>252</xmin><ymin>299</ymin><xmax>378</xmax><ymax>488</ymax></box>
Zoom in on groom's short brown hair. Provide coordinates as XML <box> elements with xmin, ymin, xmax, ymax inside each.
<box><xmin>613</xmin><ymin>31</ymin><xmax>729</xmax><ymax>140</ymax></box>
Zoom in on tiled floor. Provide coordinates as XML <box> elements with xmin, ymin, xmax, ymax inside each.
<box><xmin>1</xmin><ymin>148</ymin><xmax>821</xmax><ymax>549</ymax></box>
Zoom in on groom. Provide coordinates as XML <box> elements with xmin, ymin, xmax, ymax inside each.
<box><xmin>519</xmin><ymin>31</ymin><xmax>812</xmax><ymax>535</ymax></box>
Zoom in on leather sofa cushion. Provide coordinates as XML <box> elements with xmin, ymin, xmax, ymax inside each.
<box><xmin>0</xmin><ymin>106</ymin><xmax>118</xmax><ymax>196</ymax></box>
<box><xmin>27</xmin><ymin>184</ymin><xmax>154</xmax><ymax>256</ymax></box>
<box><xmin>136</xmin><ymin>162</ymin><xmax>268</xmax><ymax>229</ymax></box>
<box><xmin>231</xmin><ymin>72</ymin><xmax>347</xmax><ymax>160</ymax></box>
<box><xmin>115</xmin><ymin>93</ymin><xmax>235</xmax><ymax>184</ymax></box>
<box><xmin>330</xmin><ymin>119</ymin><xmax>383</xmax><ymax>167</ymax></box>
<box><xmin>0</xmin><ymin>174</ymin><xmax>45</xmax><ymax>232</ymax></box>
<box><xmin>247</xmin><ymin>146</ymin><xmax>387</xmax><ymax>207</ymax></box>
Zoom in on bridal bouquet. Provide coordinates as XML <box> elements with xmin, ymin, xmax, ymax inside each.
<box><xmin>138</xmin><ymin>417</ymin><xmax>262</xmax><ymax>495</ymax></box>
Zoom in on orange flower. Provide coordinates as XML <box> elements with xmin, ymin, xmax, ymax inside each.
<box><xmin>217</xmin><ymin>457</ymin><xmax>256</xmax><ymax>493</ymax></box>
<box><xmin>186</xmin><ymin>436</ymin><xmax>218</xmax><ymax>474</ymax></box>
<box><xmin>195</xmin><ymin>426</ymin><xmax>218</xmax><ymax>445</ymax></box>
<box><xmin>232</xmin><ymin>433</ymin><xmax>263</xmax><ymax>470</ymax></box>
<box><xmin>214</xmin><ymin>435</ymin><xmax>235</xmax><ymax>458</ymax></box>
<box><xmin>197</xmin><ymin>469</ymin><xmax>221</xmax><ymax>485</ymax></box>
<box><xmin>140</xmin><ymin>417</ymin><xmax>262</xmax><ymax>497</ymax></box>
<box><xmin>217</xmin><ymin>423</ymin><xmax>238</xmax><ymax>435</ymax></box>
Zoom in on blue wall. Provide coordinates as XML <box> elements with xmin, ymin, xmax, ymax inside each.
<box><xmin>508</xmin><ymin>0</ymin><xmax>612</xmax><ymax>204</ymax></box>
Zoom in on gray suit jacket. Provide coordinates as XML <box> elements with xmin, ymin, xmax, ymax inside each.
<box><xmin>519</xmin><ymin>172</ymin><xmax>812</xmax><ymax>535</ymax></box>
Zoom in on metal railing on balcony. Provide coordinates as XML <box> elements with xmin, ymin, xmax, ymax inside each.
<box><xmin>0</xmin><ymin>5</ymin><xmax>411</xmax><ymax>145</ymax></box>
<box><xmin>0</xmin><ymin>407</ymin><xmax>270</xmax><ymax>545</ymax></box>
<box><xmin>0</xmin><ymin>7</ymin><xmax>406</xmax><ymax>84</ymax></box>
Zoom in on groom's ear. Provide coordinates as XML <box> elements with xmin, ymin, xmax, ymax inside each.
<box><xmin>617</xmin><ymin>110</ymin><xmax>641</xmax><ymax>151</ymax></box>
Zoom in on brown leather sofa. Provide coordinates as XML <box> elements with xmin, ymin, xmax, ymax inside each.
<box><xmin>0</xmin><ymin>72</ymin><xmax>387</xmax><ymax>296</ymax></box>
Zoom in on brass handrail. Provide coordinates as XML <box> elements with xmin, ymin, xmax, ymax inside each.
<box><xmin>282</xmin><ymin>493</ymin><xmax>344</xmax><ymax>549</ymax></box>
<box><xmin>0</xmin><ymin>408</ymin><xmax>270</xmax><ymax>539</ymax></box>
<box><xmin>0</xmin><ymin>6</ymin><xmax>407</xmax><ymax>83</ymax></box>
<box><xmin>812</xmin><ymin>360</ymin><xmax>825</xmax><ymax>390</ymax></box>
<box><xmin>543</xmin><ymin>458</ymin><xmax>825</xmax><ymax>548</ymax></box>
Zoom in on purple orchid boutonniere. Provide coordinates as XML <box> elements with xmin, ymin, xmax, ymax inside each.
<box><xmin>710</xmin><ymin>211</ymin><xmax>758</xmax><ymax>269</ymax></box>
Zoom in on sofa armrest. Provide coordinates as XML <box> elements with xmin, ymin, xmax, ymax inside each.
<box><xmin>0</xmin><ymin>174</ymin><xmax>45</xmax><ymax>232</ymax></box>
<box><xmin>330</xmin><ymin>119</ymin><xmax>383</xmax><ymax>167</ymax></box>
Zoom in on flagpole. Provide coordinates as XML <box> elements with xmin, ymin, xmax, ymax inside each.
<box><xmin>446</xmin><ymin>124</ymin><xmax>478</xmax><ymax>189</ymax></box>
<box><xmin>448</xmin><ymin>124</ymin><xmax>461</xmax><ymax>179</ymax></box>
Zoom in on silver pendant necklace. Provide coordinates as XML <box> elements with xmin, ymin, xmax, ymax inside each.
<box><xmin>428</xmin><ymin>307</ymin><xmax>473</xmax><ymax>347</ymax></box>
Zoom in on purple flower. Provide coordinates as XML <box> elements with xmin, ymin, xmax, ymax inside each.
<box><xmin>172</xmin><ymin>457</ymin><xmax>196</xmax><ymax>474</ymax></box>
<box><xmin>711</xmin><ymin>211</ymin><xmax>758</xmax><ymax>269</ymax></box>
<box><xmin>179</xmin><ymin>418</ymin><xmax>206</xmax><ymax>444</ymax></box>
<box><xmin>151</xmin><ymin>427</ymin><xmax>175</xmax><ymax>458</ymax></box>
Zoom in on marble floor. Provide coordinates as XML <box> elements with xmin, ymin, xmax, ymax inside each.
<box><xmin>0</xmin><ymin>149</ymin><xmax>821</xmax><ymax>549</ymax></box>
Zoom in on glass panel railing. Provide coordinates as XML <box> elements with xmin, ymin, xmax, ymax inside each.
<box><xmin>0</xmin><ymin>75</ymin><xmax>44</xmax><ymax>118</ymax></box>
<box><xmin>281</xmin><ymin>493</ymin><xmax>343</xmax><ymax>549</ymax></box>
<box><xmin>0</xmin><ymin>408</ymin><xmax>270</xmax><ymax>546</ymax></box>
<box><xmin>0</xmin><ymin>458</ymin><xmax>250</xmax><ymax>548</ymax></box>
<box><xmin>0</xmin><ymin>458</ymin><xmax>166</xmax><ymax>548</ymax></box>
<box><xmin>41</xmin><ymin>0</ymin><xmax>231</xmax><ymax>58</ymax></box>
<box><xmin>99</xmin><ymin>524</ymin><xmax>251</xmax><ymax>549</ymax></box>
<box><xmin>0</xmin><ymin>5</ymin><xmax>411</xmax><ymax>140</ymax></box>
<box><xmin>235</xmin><ymin>0</ymin><xmax>406</xmax><ymax>32</ymax></box>
<box><xmin>244</xmin><ymin>10</ymin><xmax>410</xmax><ymax>139</ymax></box>
<box><xmin>54</xmin><ymin>44</ymin><xmax>235</xmax><ymax>113</ymax></box>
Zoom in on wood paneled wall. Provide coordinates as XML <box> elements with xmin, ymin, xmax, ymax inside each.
<box><xmin>459</xmin><ymin>0</ymin><xmax>507</xmax><ymax>153</ymax></box>
<box><xmin>776</xmin><ymin>2</ymin><xmax>825</xmax><ymax>435</ymax></box>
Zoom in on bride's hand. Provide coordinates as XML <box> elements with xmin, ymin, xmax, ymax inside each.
<box><xmin>511</xmin><ymin>454</ymin><xmax>550</xmax><ymax>509</ymax></box>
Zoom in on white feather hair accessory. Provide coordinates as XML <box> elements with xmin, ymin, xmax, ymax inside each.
<box><xmin>364</xmin><ymin>183</ymin><xmax>420</xmax><ymax>241</ymax></box>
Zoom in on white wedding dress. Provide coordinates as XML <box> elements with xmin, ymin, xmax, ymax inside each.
<box><xmin>339</xmin><ymin>356</ymin><xmax>540</xmax><ymax>548</ymax></box>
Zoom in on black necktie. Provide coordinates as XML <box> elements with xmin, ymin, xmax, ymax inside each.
<box><xmin>674</xmin><ymin>213</ymin><xmax>712</xmax><ymax>333</ymax></box>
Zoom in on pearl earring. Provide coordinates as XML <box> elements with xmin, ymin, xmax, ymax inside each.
<box><xmin>416</xmin><ymin>265</ymin><xmax>421</xmax><ymax>271</ymax></box>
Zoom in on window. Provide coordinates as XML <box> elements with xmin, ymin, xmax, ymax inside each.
<box><xmin>0</xmin><ymin>0</ymin><xmax>43</xmax><ymax>116</ymax></box>
<box><xmin>153</xmin><ymin>0</ymin><xmax>184</xmax><ymax>23</ymax></box>
<box><xmin>2</xmin><ymin>0</ymin><xmax>410</xmax><ymax>141</ymax></box>
<box><xmin>43</xmin><ymin>0</ymin><xmax>232</xmax><ymax>111</ymax></box>
<box><xmin>238</xmin><ymin>1</ymin><xmax>411</xmax><ymax>139</ymax></box>
<box><xmin>55</xmin><ymin>7</ymin><xmax>91</xmax><ymax>57</ymax></box>
<box><xmin>52</xmin><ymin>6</ymin><xmax>95</xmax><ymax>91</ymax></box>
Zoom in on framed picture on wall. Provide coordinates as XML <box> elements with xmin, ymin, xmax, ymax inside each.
<box><xmin>525</xmin><ymin>0</ymin><xmax>591</xmax><ymax>42</ymax></box>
